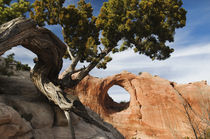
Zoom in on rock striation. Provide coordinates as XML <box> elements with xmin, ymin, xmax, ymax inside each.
<box><xmin>0</xmin><ymin>71</ymin><xmax>123</xmax><ymax>139</ymax></box>
<box><xmin>69</xmin><ymin>71</ymin><xmax>210</xmax><ymax>139</ymax></box>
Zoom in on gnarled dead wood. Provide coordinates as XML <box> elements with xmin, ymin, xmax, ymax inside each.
<box><xmin>0</xmin><ymin>18</ymin><xmax>113</xmax><ymax>139</ymax></box>
<box><xmin>0</xmin><ymin>17</ymin><xmax>79</xmax><ymax>139</ymax></box>
<box><xmin>0</xmin><ymin>17</ymin><xmax>75</xmax><ymax>110</ymax></box>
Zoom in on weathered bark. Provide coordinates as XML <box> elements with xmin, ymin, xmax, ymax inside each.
<box><xmin>0</xmin><ymin>17</ymin><xmax>77</xmax><ymax>137</ymax></box>
<box><xmin>0</xmin><ymin>17</ymin><xmax>75</xmax><ymax>110</ymax></box>
<box><xmin>0</xmin><ymin>17</ymin><xmax>112</xmax><ymax>137</ymax></box>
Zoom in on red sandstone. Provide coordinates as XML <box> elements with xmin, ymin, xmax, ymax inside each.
<box><xmin>65</xmin><ymin>71</ymin><xmax>209</xmax><ymax>139</ymax></box>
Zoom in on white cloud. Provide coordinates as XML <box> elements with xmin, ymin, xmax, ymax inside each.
<box><xmin>89</xmin><ymin>42</ymin><xmax>210</xmax><ymax>85</ymax></box>
<box><xmin>2</xmin><ymin>46</ymin><xmax>36</xmax><ymax>68</ymax></box>
<box><xmin>3</xmin><ymin>46</ymin><xmax>36</xmax><ymax>59</ymax></box>
<box><xmin>107</xmin><ymin>85</ymin><xmax>130</xmax><ymax>103</ymax></box>
<box><xmin>172</xmin><ymin>43</ymin><xmax>210</xmax><ymax>58</ymax></box>
<box><xmin>108</xmin><ymin>93</ymin><xmax>130</xmax><ymax>103</ymax></box>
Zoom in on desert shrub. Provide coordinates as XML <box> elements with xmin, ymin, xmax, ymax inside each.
<box><xmin>201</xmin><ymin>128</ymin><xmax>210</xmax><ymax>139</ymax></box>
<box><xmin>16</xmin><ymin>62</ymin><xmax>30</xmax><ymax>71</ymax></box>
<box><xmin>184</xmin><ymin>128</ymin><xmax>210</xmax><ymax>139</ymax></box>
<box><xmin>4</xmin><ymin>53</ymin><xmax>15</xmax><ymax>66</ymax></box>
<box><xmin>0</xmin><ymin>53</ymin><xmax>31</xmax><ymax>76</ymax></box>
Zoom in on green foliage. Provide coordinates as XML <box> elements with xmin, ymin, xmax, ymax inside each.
<box><xmin>0</xmin><ymin>53</ymin><xmax>31</xmax><ymax>76</ymax></box>
<box><xmin>5</xmin><ymin>53</ymin><xmax>31</xmax><ymax>71</ymax></box>
<box><xmin>4</xmin><ymin>53</ymin><xmax>15</xmax><ymax>67</ymax></box>
<box><xmin>0</xmin><ymin>53</ymin><xmax>15</xmax><ymax>76</ymax></box>
<box><xmin>29</xmin><ymin>0</ymin><xmax>186</xmax><ymax>70</ymax></box>
<box><xmin>31</xmin><ymin>0</ymin><xmax>100</xmax><ymax>63</ymax></box>
<box><xmin>16</xmin><ymin>61</ymin><xmax>31</xmax><ymax>71</ymax></box>
<box><xmin>199</xmin><ymin>128</ymin><xmax>210</xmax><ymax>139</ymax></box>
<box><xmin>0</xmin><ymin>0</ymin><xmax>187</xmax><ymax>70</ymax></box>
<box><xmin>0</xmin><ymin>0</ymin><xmax>31</xmax><ymax>25</ymax></box>
<box><xmin>97</xmin><ymin>0</ymin><xmax>186</xmax><ymax>60</ymax></box>
<box><xmin>206</xmin><ymin>128</ymin><xmax>210</xmax><ymax>138</ymax></box>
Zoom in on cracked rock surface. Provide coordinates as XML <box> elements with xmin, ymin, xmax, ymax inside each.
<box><xmin>70</xmin><ymin>71</ymin><xmax>210</xmax><ymax>139</ymax></box>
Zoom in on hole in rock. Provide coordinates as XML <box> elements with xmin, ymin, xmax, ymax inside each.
<box><xmin>105</xmin><ymin>85</ymin><xmax>130</xmax><ymax>113</ymax></box>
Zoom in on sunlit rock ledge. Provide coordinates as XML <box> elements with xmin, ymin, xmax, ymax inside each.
<box><xmin>67</xmin><ymin>71</ymin><xmax>210</xmax><ymax>139</ymax></box>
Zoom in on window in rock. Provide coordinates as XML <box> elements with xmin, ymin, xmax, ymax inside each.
<box><xmin>105</xmin><ymin>85</ymin><xmax>130</xmax><ymax>113</ymax></box>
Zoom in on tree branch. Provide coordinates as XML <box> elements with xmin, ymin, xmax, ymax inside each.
<box><xmin>74</xmin><ymin>47</ymin><xmax>113</xmax><ymax>84</ymax></box>
<box><xmin>66</xmin><ymin>44</ymin><xmax>75</xmax><ymax>60</ymax></box>
<box><xmin>64</xmin><ymin>111</ymin><xmax>75</xmax><ymax>139</ymax></box>
<box><xmin>62</xmin><ymin>55</ymin><xmax>80</xmax><ymax>77</ymax></box>
<box><xmin>60</xmin><ymin>61</ymin><xmax>85</xmax><ymax>88</ymax></box>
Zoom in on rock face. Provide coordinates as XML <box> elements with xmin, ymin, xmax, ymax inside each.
<box><xmin>70</xmin><ymin>71</ymin><xmax>210</xmax><ymax>139</ymax></box>
<box><xmin>0</xmin><ymin>72</ymin><xmax>123</xmax><ymax>139</ymax></box>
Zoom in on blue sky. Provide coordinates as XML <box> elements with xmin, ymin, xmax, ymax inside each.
<box><xmin>3</xmin><ymin>0</ymin><xmax>210</xmax><ymax>102</ymax></box>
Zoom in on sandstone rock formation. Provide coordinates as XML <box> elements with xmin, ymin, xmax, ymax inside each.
<box><xmin>0</xmin><ymin>72</ymin><xmax>123</xmax><ymax>139</ymax></box>
<box><xmin>69</xmin><ymin>71</ymin><xmax>210</xmax><ymax>139</ymax></box>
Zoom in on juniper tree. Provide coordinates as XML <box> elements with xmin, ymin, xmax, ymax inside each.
<box><xmin>30</xmin><ymin>0</ymin><xmax>186</xmax><ymax>87</ymax></box>
<box><xmin>0</xmin><ymin>0</ymin><xmax>187</xmax><ymax>94</ymax></box>
<box><xmin>0</xmin><ymin>0</ymin><xmax>187</xmax><ymax>138</ymax></box>
<box><xmin>0</xmin><ymin>0</ymin><xmax>31</xmax><ymax>25</ymax></box>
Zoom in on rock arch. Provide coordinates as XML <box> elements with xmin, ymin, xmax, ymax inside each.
<box><xmin>73</xmin><ymin>72</ymin><xmax>210</xmax><ymax>138</ymax></box>
<box><xmin>105</xmin><ymin>85</ymin><xmax>130</xmax><ymax>113</ymax></box>
<box><xmin>73</xmin><ymin>71</ymin><xmax>143</xmax><ymax>119</ymax></box>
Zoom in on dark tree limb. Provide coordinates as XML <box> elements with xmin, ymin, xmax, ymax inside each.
<box><xmin>61</xmin><ymin>55</ymin><xmax>80</xmax><ymax>87</ymax></box>
<box><xmin>60</xmin><ymin>47</ymin><xmax>113</xmax><ymax>88</ymax></box>
<box><xmin>74</xmin><ymin>47</ymin><xmax>113</xmax><ymax>84</ymax></box>
<box><xmin>64</xmin><ymin>111</ymin><xmax>75</xmax><ymax>139</ymax></box>
<box><xmin>66</xmin><ymin>44</ymin><xmax>75</xmax><ymax>61</ymax></box>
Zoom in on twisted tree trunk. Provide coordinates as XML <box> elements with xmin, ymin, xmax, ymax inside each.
<box><xmin>0</xmin><ymin>17</ymin><xmax>75</xmax><ymax>109</ymax></box>
<box><xmin>0</xmin><ymin>17</ymin><xmax>78</xmax><ymax>138</ymax></box>
<box><xmin>0</xmin><ymin>17</ymin><xmax>113</xmax><ymax>138</ymax></box>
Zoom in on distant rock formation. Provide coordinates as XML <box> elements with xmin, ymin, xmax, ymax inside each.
<box><xmin>0</xmin><ymin>72</ymin><xmax>123</xmax><ymax>139</ymax></box>
<box><xmin>69</xmin><ymin>71</ymin><xmax>210</xmax><ymax>139</ymax></box>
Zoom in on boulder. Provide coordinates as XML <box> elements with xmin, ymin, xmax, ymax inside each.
<box><xmin>0</xmin><ymin>103</ymin><xmax>32</xmax><ymax>138</ymax></box>
<box><xmin>0</xmin><ymin>73</ymin><xmax>124</xmax><ymax>139</ymax></box>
